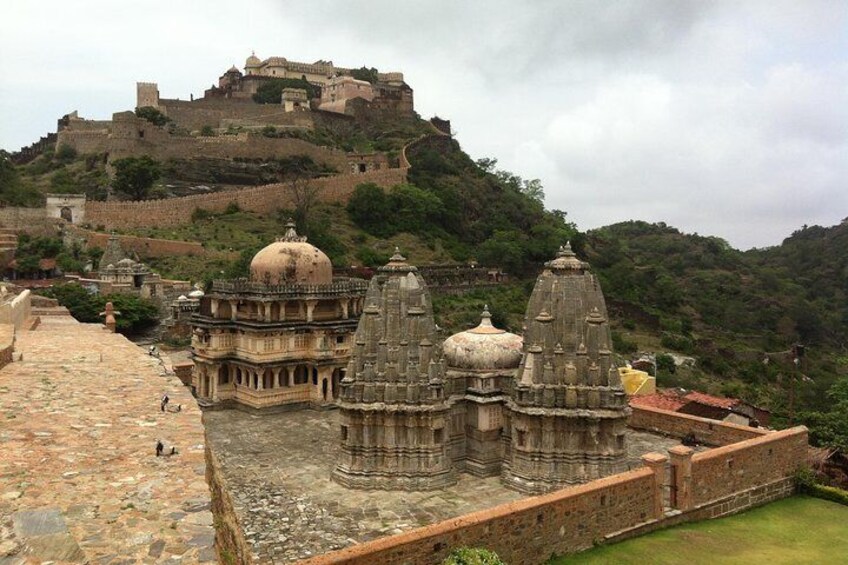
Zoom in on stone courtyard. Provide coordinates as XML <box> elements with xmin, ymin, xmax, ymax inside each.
<box><xmin>204</xmin><ymin>408</ymin><xmax>686</xmax><ymax>563</ymax></box>
<box><xmin>0</xmin><ymin>316</ymin><xmax>214</xmax><ymax>563</ymax></box>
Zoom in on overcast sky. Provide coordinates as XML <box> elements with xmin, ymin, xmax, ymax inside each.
<box><xmin>1</xmin><ymin>1</ymin><xmax>846</xmax><ymax>249</ymax></box>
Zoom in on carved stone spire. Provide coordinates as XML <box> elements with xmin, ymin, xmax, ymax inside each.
<box><xmin>333</xmin><ymin>252</ymin><xmax>455</xmax><ymax>490</ymax></box>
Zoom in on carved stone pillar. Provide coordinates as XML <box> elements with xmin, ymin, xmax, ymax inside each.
<box><xmin>305</xmin><ymin>300</ymin><xmax>318</xmax><ymax>322</ymax></box>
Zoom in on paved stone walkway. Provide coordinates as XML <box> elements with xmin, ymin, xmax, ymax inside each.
<box><xmin>0</xmin><ymin>316</ymin><xmax>215</xmax><ymax>564</ymax></box>
<box><xmin>205</xmin><ymin>408</ymin><xmax>685</xmax><ymax>563</ymax></box>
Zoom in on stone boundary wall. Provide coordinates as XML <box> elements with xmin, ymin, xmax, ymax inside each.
<box><xmin>305</xmin><ymin>468</ymin><xmax>658</xmax><ymax>565</ymax></box>
<box><xmin>688</xmin><ymin>427</ymin><xmax>808</xmax><ymax>506</ymax></box>
<box><xmin>0</xmin><ymin>324</ymin><xmax>14</xmax><ymax>370</ymax></box>
<box><xmin>85</xmin><ymin>167</ymin><xmax>408</xmax><ymax>230</ymax></box>
<box><xmin>0</xmin><ymin>289</ymin><xmax>32</xmax><ymax>331</ymax></box>
<box><xmin>301</xmin><ymin>424</ymin><xmax>808</xmax><ymax>565</ymax></box>
<box><xmin>205</xmin><ymin>428</ymin><xmax>252</xmax><ymax>564</ymax></box>
<box><xmin>0</xmin><ymin>208</ymin><xmax>51</xmax><ymax>231</ymax></box>
<box><xmin>69</xmin><ymin>227</ymin><xmax>205</xmax><ymax>257</ymax></box>
<box><xmin>160</xmin><ymin>98</ymin><xmax>315</xmax><ymax>131</ymax></box>
<box><xmin>629</xmin><ymin>405</ymin><xmax>768</xmax><ymax>446</ymax></box>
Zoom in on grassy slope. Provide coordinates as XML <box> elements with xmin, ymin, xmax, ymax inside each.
<box><xmin>132</xmin><ymin>204</ymin><xmax>457</xmax><ymax>283</ymax></box>
<box><xmin>550</xmin><ymin>496</ymin><xmax>848</xmax><ymax>565</ymax></box>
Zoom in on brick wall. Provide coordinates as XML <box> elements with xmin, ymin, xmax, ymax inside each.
<box><xmin>629</xmin><ymin>405</ymin><xmax>768</xmax><ymax>446</ymax></box>
<box><xmin>85</xmin><ymin>167</ymin><xmax>407</xmax><ymax>230</ymax></box>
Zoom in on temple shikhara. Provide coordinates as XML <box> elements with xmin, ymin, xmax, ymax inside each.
<box><xmin>333</xmin><ymin>243</ymin><xmax>629</xmax><ymax>493</ymax></box>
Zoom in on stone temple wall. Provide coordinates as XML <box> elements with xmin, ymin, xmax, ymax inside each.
<box><xmin>85</xmin><ymin>167</ymin><xmax>407</xmax><ymax>230</ymax></box>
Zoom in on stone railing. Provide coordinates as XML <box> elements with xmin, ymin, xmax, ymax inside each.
<box><xmin>209</xmin><ymin>278</ymin><xmax>368</xmax><ymax>298</ymax></box>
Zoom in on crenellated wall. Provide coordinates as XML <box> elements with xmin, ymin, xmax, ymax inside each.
<box><xmin>85</xmin><ymin>167</ymin><xmax>407</xmax><ymax>229</ymax></box>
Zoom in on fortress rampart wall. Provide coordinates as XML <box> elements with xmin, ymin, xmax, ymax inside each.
<box><xmin>85</xmin><ymin>167</ymin><xmax>407</xmax><ymax>230</ymax></box>
<box><xmin>159</xmin><ymin>98</ymin><xmax>315</xmax><ymax>131</ymax></box>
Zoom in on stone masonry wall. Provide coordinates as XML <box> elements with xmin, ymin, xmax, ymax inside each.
<box><xmin>301</xmin><ymin>422</ymin><xmax>808</xmax><ymax>565</ymax></box>
<box><xmin>0</xmin><ymin>208</ymin><xmax>50</xmax><ymax>231</ymax></box>
<box><xmin>205</xmin><ymin>433</ymin><xmax>252</xmax><ymax>565</ymax></box>
<box><xmin>0</xmin><ymin>289</ymin><xmax>32</xmax><ymax>331</ymax></box>
<box><xmin>85</xmin><ymin>167</ymin><xmax>407</xmax><ymax>230</ymax></box>
<box><xmin>68</xmin><ymin>227</ymin><xmax>205</xmax><ymax>258</ymax></box>
<box><xmin>160</xmin><ymin>98</ymin><xmax>315</xmax><ymax>131</ymax></box>
<box><xmin>629</xmin><ymin>405</ymin><xmax>768</xmax><ymax>446</ymax></box>
<box><xmin>689</xmin><ymin>427</ymin><xmax>808</xmax><ymax>506</ymax></box>
<box><xmin>305</xmin><ymin>468</ymin><xmax>658</xmax><ymax>565</ymax></box>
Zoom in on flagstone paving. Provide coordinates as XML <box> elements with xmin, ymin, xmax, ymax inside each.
<box><xmin>0</xmin><ymin>316</ymin><xmax>215</xmax><ymax>564</ymax></box>
<box><xmin>205</xmin><ymin>407</ymin><xmax>686</xmax><ymax>563</ymax></box>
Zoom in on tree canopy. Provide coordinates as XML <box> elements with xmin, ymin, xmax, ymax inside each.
<box><xmin>252</xmin><ymin>78</ymin><xmax>320</xmax><ymax>104</ymax></box>
<box><xmin>112</xmin><ymin>156</ymin><xmax>161</xmax><ymax>200</ymax></box>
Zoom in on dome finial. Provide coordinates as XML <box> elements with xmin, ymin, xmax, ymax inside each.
<box><xmin>389</xmin><ymin>247</ymin><xmax>406</xmax><ymax>262</ymax></box>
<box><xmin>278</xmin><ymin>218</ymin><xmax>306</xmax><ymax>243</ymax></box>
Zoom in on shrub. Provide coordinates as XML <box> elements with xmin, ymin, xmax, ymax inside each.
<box><xmin>135</xmin><ymin>106</ymin><xmax>170</xmax><ymax>127</ymax></box>
<box><xmin>55</xmin><ymin>144</ymin><xmax>78</xmax><ymax>162</ymax></box>
<box><xmin>656</xmin><ymin>353</ymin><xmax>676</xmax><ymax>375</ymax></box>
<box><xmin>611</xmin><ymin>330</ymin><xmax>638</xmax><ymax>354</ymax></box>
<box><xmin>224</xmin><ymin>202</ymin><xmax>241</xmax><ymax>215</ymax></box>
<box><xmin>442</xmin><ymin>548</ymin><xmax>504</xmax><ymax>565</ymax></box>
<box><xmin>192</xmin><ymin>208</ymin><xmax>212</xmax><ymax>222</ymax></box>
<box><xmin>200</xmin><ymin>125</ymin><xmax>215</xmax><ymax>137</ymax></box>
<box><xmin>796</xmin><ymin>467</ymin><xmax>848</xmax><ymax>506</ymax></box>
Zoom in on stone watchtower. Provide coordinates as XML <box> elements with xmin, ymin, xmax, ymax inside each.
<box><xmin>502</xmin><ymin>243</ymin><xmax>630</xmax><ymax>493</ymax></box>
<box><xmin>137</xmin><ymin>82</ymin><xmax>160</xmax><ymax>108</ymax></box>
<box><xmin>332</xmin><ymin>250</ymin><xmax>456</xmax><ymax>490</ymax></box>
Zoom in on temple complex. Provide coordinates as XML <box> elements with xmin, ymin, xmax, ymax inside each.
<box><xmin>189</xmin><ymin>221</ymin><xmax>368</xmax><ymax>410</ymax></box>
<box><xmin>65</xmin><ymin>233</ymin><xmax>190</xmax><ymax>301</ymax></box>
<box><xmin>333</xmin><ymin>243</ymin><xmax>630</xmax><ymax>494</ymax></box>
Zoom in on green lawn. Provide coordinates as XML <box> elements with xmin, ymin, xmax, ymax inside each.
<box><xmin>550</xmin><ymin>496</ymin><xmax>848</xmax><ymax>565</ymax></box>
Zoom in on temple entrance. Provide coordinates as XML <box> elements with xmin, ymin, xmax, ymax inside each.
<box><xmin>60</xmin><ymin>206</ymin><xmax>72</xmax><ymax>222</ymax></box>
<box><xmin>322</xmin><ymin>378</ymin><xmax>328</xmax><ymax>401</ymax></box>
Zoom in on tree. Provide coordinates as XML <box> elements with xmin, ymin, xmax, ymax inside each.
<box><xmin>252</xmin><ymin>78</ymin><xmax>320</xmax><ymax>104</ymax></box>
<box><xmin>112</xmin><ymin>156</ymin><xmax>161</xmax><ymax>200</ymax></box>
<box><xmin>0</xmin><ymin>150</ymin><xmax>41</xmax><ymax>206</ymax></box>
<box><xmin>347</xmin><ymin>183</ymin><xmax>391</xmax><ymax>236</ymax></box>
<box><xmin>350</xmin><ymin>66</ymin><xmax>379</xmax><ymax>84</ymax></box>
<box><xmin>135</xmin><ymin>106</ymin><xmax>170</xmax><ymax>127</ymax></box>
<box><xmin>39</xmin><ymin>283</ymin><xmax>159</xmax><ymax>334</ymax></box>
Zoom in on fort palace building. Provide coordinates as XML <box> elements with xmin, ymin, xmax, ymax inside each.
<box><xmin>190</xmin><ymin>221</ymin><xmax>368</xmax><ymax>410</ymax></box>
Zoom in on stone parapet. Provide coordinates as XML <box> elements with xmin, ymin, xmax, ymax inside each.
<box><xmin>629</xmin><ymin>404</ymin><xmax>769</xmax><ymax>446</ymax></box>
